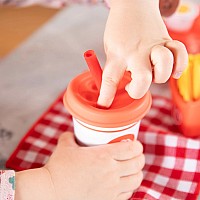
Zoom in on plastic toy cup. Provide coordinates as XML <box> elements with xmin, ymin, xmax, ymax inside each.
<box><xmin>164</xmin><ymin>0</ymin><xmax>199</xmax><ymax>32</ymax></box>
<box><xmin>170</xmin><ymin>78</ymin><xmax>200</xmax><ymax>137</ymax></box>
<box><xmin>63</xmin><ymin>71</ymin><xmax>152</xmax><ymax>146</ymax></box>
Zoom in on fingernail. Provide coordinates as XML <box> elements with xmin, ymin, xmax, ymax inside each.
<box><xmin>173</xmin><ymin>72</ymin><xmax>182</xmax><ymax>79</ymax></box>
<box><xmin>97</xmin><ymin>96</ymin><xmax>113</xmax><ymax>108</ymax></box>
<box><xmin>121</xmin><ymin>139</ymin><xmax>132</xmax><ymax>142</ymax></box>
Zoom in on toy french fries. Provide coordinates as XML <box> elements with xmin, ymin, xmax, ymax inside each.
<box><xmin>193</xmin><ymin>54</ymin><xmax>200</xmax><ymax>100</ymax></box>
<box><xmin>170</xmin><ymin>54</ymin><xmax>200</xmax><ymax>137</ymax></box>
<box><xmin>177</xmin><ymin>55</ymin><xmax>193</xmax><ymax>101</ymax></box>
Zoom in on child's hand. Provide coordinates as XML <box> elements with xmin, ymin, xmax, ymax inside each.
<box><xmin>98</xmin><ymin>0</ymin><xmax>188</xmax><ymax>107</ymax></box>
<box><xmin>16</xmin><ymin>132</ymin><xmax>145</xmax><ymax>200</ymax></box>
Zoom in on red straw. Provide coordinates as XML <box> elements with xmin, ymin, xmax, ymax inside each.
<box><xmin>84</xmin><ymin>50</ymin><xmax>103</xmax><ymax>91</ymax></box>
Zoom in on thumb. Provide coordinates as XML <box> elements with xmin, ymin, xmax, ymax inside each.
<box><xmin>58</xmin><ymin>132</ymin><xmax>78</xmax><ymax>147</ymax></box>
<box><xmin>97</xmin><ymin>59</ymin><xmax>126</xmax><ymax>107</ymax></box>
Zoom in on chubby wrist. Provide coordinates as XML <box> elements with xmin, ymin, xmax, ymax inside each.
<box><xmin>15</xmin><ymin>168</ymin><xmax>56</xmax><ymax>200</ymax></box>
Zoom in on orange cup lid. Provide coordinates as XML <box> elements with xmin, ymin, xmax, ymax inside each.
<box><xmin>63</xmin><ymin>71</ymin><xmax>152</xmax><ymax>128</ymax></box>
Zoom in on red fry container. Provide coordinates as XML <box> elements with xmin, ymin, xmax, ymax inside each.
<box><xmin>170</xmin><ymin>78</ymin><xmax>200</xmax><ymax>137</ymax></box>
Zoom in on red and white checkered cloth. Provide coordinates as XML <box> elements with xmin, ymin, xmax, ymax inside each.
<box><xmin>6</xmin><ymin>94</ymin><xmax>200</xmax><ymax>200</ymax></box>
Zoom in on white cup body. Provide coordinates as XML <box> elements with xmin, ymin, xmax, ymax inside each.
<box><xmin>73</xmin><ymin>118</ymin><xmax>141</xmax><ymax>146</ymax></box>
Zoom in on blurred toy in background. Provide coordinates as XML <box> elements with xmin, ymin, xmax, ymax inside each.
<box><xmin>165</xmin><ymin>0</ymin><xmax>200</xmax><ymax>54</ymax></box>
<box><xmin>164</xmin><ymin>0</ymin><xmax>199</xmax><ymax>32</ymax></box>
<box><xmin>159</xmin><ymin>0</ymin><xmax>180</xmax><ymax>17</ymax></box>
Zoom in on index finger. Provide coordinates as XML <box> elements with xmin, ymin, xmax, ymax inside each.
<box><xmin>97</xmin><ymin>59</ymin><xmax>126</xmax><ymax>108</ymax></box>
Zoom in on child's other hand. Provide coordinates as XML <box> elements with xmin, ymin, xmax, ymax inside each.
<box><xmin>44</xmin><ymin>132</ymin><xmax>144</xmax><ymax>200</ymax></box>
<box><xmin>98</xmin><ymin>0</ymin><xmax>188</xmax><ymax>107</ymax></box>
<box><xmin>16</xmin><ymin>132</ymin><xmax>145</xmax><ymax>200</ymax></box>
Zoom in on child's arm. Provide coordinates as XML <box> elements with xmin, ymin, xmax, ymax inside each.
<box><xmin>14</xmin><ymin>132</ymin><xmax>144</xmax><ymax>200</ymax></box>
<box><xmin>98</xmin><ymin>0</ymin><xmax>188</xmax><ymax>107</ymax></box>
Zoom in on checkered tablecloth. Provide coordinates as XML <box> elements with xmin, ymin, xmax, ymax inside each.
<box><xmin>6</xmin><ymin>94</ymin><xmax>200</xmax><ymax>200</ymax></box>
